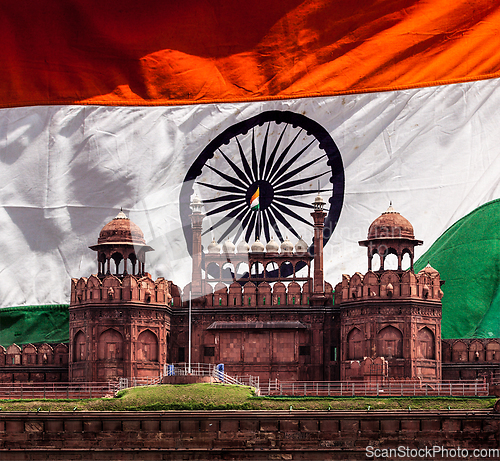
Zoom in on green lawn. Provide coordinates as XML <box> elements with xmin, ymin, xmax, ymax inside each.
<box><xmin>0</xmin><ymin>383</ymin><xmax>496</xmax><ymax>412</ymax></box>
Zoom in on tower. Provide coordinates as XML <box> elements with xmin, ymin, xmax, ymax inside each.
<box><xmin>336</xmin><ymin>205</ymin><xmax>443</xmax><ymax>381</ymax></box>
<box><xmin>69</xmin><ymin>211</ymin><xmax>172</xmax><ymax>382</ymax></box>
<box><xmin>190</xmin><ymin>195</ymin><xmax>205</xmax><ymax>301</ymax></box>
<box><xmin>310</xmin><ymin>193</ymin><xmax>327</xmax><ymax>305</ymax></box>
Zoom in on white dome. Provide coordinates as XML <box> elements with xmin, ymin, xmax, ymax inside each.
<box><xmin>281</xmin><ymin>237</ymin><xmax>293</xmax><ymax>253</ymax></box>
<box><xmin>237</xmin><ymin>240</ymin><xmax>250</xmax><ymax>253</ymax></box>
<box><xmin>266</xmin><ymin>237</ymin><xmax>279</xmax><ymax>253</ymax></box>
<box><xmin>207</xmin><ymin>239</ymin><xmax>221</xmax><ymax>254</ymax></box>
<box><xmin>222</xmin><ymin>240</ymin><xmax>235</xmax><ymax>254</ymax></box>
<box><xmin>251</xmin><ymin>239</ymin><xmax>265</xmax><ymax>252</ymax></box>
<box><xmin>295</xmin><ymin>237</ymin><xmax>308</xmax><ymax>253</ymax></box>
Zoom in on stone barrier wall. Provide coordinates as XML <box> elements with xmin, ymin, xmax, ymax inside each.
<box><xmin>0</xmin><ymin>409</ymin><xmax>499</xmax><ymax>460</ymax></box>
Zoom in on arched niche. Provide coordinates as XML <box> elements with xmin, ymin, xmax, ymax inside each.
<box><xmin>22</xmin><ymin>344</ymin><xmax>37</xmax><ymax>365</ymax></box>
<box><xmin>452</xmin><ymin>341</ymin><xmax>467</xmax><ymax>362</ymax></box>
<box><xmin>469</xmin><ymin>340</ymin><xmax>484</xmax><ymax>362</ymax></box>
<box><xmin>347</xmin><ymin>327</ymin><xmax>364</xmax><ymax>360</ymax></box>
<box><xmin>377</xmin><ymin>326</ymin><xmax>403</xmax><ymax>358</ymax></box>
<box><xmin>486</xmin><ymin>341</ymin><xmax>500</xmax><ymax>362</ymax></box>
<box><xmin>417</xmin><ymin>327</ymin><xmax>435</xmax><ymax>359</ymax></box>
<box><xmin>73</xmin><ymin>331</ymin><xmax>86</xmax><ymax>362</ymax></box>
<box><xmin>137</xmin><ymin>329</ymin><xmax>158</xmax><ymax>362</ymax></box>
<box><xmin>98</xmin><ymin>328</ymin><xmax>123</xmax><ymax>361</ymax></box>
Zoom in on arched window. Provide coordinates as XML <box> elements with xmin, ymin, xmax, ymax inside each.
<box><xmin>401</xmin><ymin>250</ymin><xmax>412</xmax><ymax>270</ymax></box>
<box><xmin>265</xmin><ymin>261</ymin><xmax>279</xmax><ymax>278</ymax></box>
<box><xmin>221</xmin><ymin>262</ymin><xmax>235</xmax><ymax>280</ymax></box>
<box><xmin>417</xmin><ymin>327</ymin><xmax>435</xmax><ymax>359</ymax></box>
<box><xmin>371</xmin><ymin>253</ymin><xmax>382</xmax><ymax>271</ymax></box>
<box><xmin>206</xmin><ymin>262</ymin><xmax>220</xmax><ymax>280</ymax></box>
<box><xmin>384</xmin><ymin>252</ymin><xmax>398</xmax><ymax>270</ymax></box>
<box><xmin>98</xmin><ymin>329</ymin><xmax>123</xmax><ymax>361</ymax></box>
<box><xmin>347</xmin><ymin>328</ymin><xmax>364</xmax><ymax>360</ymax></box>
<box><xmin>251</xmin><ymin>262</ymin><xmax>264</xmax><ymax>279</ymax></box>
<box><xmin>377</xmin><ymin>326</ymin><xmax>403</xmax><ymax>358</ymax></box>
<box><xmin>137</xmin><ymin>330</ymin><xmax>158</xmax><ymax>362</ymax></box>
<box><xmin>73</xmin><ymin>331</ymin><xmax>86</xmax><ymax>362</ymax></box>
<box><xmin>111</xmin><ymin>252</ymin><xmax>124</xmax><ymax>275</ymax></box>
<box><xmin>236</xmin><ymin>262</ymin><xmax>249</xmax><ymax>280</ymax></box>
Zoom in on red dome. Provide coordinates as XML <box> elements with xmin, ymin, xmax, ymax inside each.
<box><xmin>97</xmin><ymin>210</ymin><xmax>147</xmax><ymax>245</ymax></box>
<box><xmin>367</xmin><ymin>205</ymin><xmax>414</xmax><ymax>240</ymax></box>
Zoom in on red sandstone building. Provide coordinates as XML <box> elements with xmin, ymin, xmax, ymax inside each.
<box><xmin>1</xmin><ymin>199</ymin><xmax>499</xmax><ymax>383</ymax></box>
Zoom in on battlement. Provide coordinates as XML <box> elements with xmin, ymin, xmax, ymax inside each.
<box><xmin>334</xmin><ymin>267</ymin><xmax>443</xmax><ymax>305</ymax></box>
<box><xmin>172</xmin><ymin>280</ymin><xmax>334</xmax><ymax>308</ymax></box>
<box><xmin>70</xmin><ymin>274</ymin><xmax>172</xmax><ymax>306</ymax></box>
<box><xmin>0</xmin><ymin>343</ymin><xmax>68</xmax><ymax>367</ymax></box>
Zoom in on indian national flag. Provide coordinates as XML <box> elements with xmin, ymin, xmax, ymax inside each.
<box><xmin>1</xmin><ymin>0</ymin><xmax>500</xmax><ymax>343</ymax></box>
<box><xmin>250</xmin><ymin>189</ymin><xmax>260</xmax><ymax>211</ymax></box>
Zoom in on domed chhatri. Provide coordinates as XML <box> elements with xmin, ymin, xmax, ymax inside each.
<box><xmin>208</xmin><ymin>239</ymin><xmax>221</xmax><ymax>254</ymax></box>
<box><xmin>222</xmin><ymin>240</ymin><xmax>235</xmax><ymax>254</ymax></box>
<box><xmin>237</xmin><ymin>240</ymin><xmax>250</xmax><ymax>253</ymax></box>
<box><xmin>97</xmin><ymin>210</ymin><xmax>147</xmax><ymax>246</ymax></box>
<box><xmin>251</xmin><ymin>239</ymin><xmax>265</xmax><ymax>253</ymax></box>
<box><xmin>90</xmin><ymin>210</ymin><xmax>153</xmax><ymax>277</ymax></box>
<box><xmin>360</xmin><ymin>204</ymin><xmax>422</xmax><ymax>272</ymax></box>
<box><xmin>367</xmin><ymin>204</ymin><xmax>414</xmax><ymax>240</ymax></box>
<box><xmin>266</xmin><ymin>237</ymin><xmax>280</xmax><ymax>253</ymax></box>
<box><xmin>295</xmin><ymin>237</ymin><xmax>308</xmax><ymax>253</ymax></box>
<box><xmin>281</xmin><ymin>237</ymin><xmax>294</xmax><ymax>253</ymax></box>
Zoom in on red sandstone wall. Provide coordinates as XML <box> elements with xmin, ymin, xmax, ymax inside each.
<box><xmin>0</xmin><ymin>410</ymin><xmax>498</xmax><ymax>460</ymax></box>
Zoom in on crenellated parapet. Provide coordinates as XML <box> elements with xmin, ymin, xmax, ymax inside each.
<box><xmin>70</xmin><ymin>274</ymin><xmax>172</xmax><ymax>306</ymax></box>
<box><xmin>0</xmin><ymin>343</ymin><xmax>68</xmax><ymax>368</ymax></box>
<box><xmin>178</xmin><ymin>280</ymin><xmax>333</xmax><ymax>308</ymax></box>
<box><xmin>334</xmin><ymin>265</ymin><xmax>444</xmax><ymax>305</ymax></box>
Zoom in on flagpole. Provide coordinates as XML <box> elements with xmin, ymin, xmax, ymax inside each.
<box><xmin>188</xmin><ymin>290</ymin><xmax>192</xmax><ymax>374</ymax></box>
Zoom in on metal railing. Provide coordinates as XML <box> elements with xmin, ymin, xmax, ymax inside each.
<box><xmin>0</xmin><ymin>382</ymin><xmax>117</xmax><ymax>400</ymax></box>
<box><xmin>117</xmin><ymin>363</ymin><xmax>260</xmax><ymax>391</ymax></box>
<box><xmin>259</xmin><ymin>379</ymin><xmax>490</xmax><ymax>397</ymax></box>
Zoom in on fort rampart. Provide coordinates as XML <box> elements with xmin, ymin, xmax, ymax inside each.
<box><xmin>0</xmin><ymin>409</ymin><xmax>498</xmax><ymax>460</ymax></box>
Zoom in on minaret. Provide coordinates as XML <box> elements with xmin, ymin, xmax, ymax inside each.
<box><xmin>190</xmin><ymin>194</ymin><xmax>204</xmax><ymax>298</ymax></box>
<box><xmin>310</xmin><ymin>193</ymin><xmax>326</xmax><ymax>305</ymax></box>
